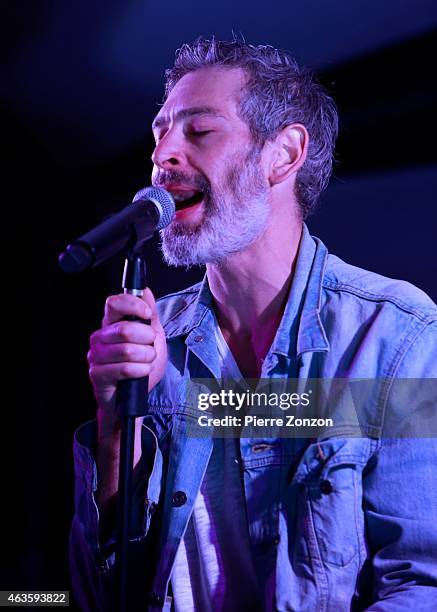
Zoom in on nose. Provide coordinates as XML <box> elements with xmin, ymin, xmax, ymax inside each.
<box><xmin>151</xmin><ymin>128</ymin><xmax>185</xmax><ymax>170</ymax></box>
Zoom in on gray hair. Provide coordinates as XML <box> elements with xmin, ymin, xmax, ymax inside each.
<box><xmin>164</xmin><ymin>37</ymin><xmax>339</xmax><ymax>219</ymax></box>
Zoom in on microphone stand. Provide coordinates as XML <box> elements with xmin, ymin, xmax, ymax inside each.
<box><xmin>57</xmin><ymin>185</ymin><xmax>175</xmax><ymax>611</ymax></box>
<box><xmin>115</xmin><ymin>247</ymin><xmax>149</xmax><ymax>612</ymax></box>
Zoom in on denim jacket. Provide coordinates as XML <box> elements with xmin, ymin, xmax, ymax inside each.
<box><xmin>70</xmin><ymin>225</ymin><xmax>437</xmax><ymax>611</ymax></box>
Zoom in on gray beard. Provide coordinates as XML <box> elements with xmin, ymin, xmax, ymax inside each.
<box><xmin>160</xmin><ymin>148</ymin><xmax>270</xmax><ymax>267</ymax></box>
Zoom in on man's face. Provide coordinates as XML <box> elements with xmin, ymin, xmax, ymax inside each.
<box><xmin>151</xmin><ymin>67</ymin><xmax>271</xmax><ymax>266</ymax></box>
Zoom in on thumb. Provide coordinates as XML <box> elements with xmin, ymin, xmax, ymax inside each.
<box><xmin>141</xmin><ymin>287</ymin><xmax>161</xmax><ymax>326</ymax></box>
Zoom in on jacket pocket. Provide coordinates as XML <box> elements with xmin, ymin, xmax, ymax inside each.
<box><xmin>293</xmin><ymin>439</ymin><xmax>368</xmax><ymax>568</ymax></box>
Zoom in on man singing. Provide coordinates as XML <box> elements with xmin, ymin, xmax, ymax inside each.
<box><xmin>70</xmin><ymin>38</ymin><xmax>437</xmax><ymax>610</ymax></box>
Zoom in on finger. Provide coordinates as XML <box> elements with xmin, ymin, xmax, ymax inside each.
<box><xmin>89</xmin><ymin>362</ymin><xmax>153</xmax><ymax>385</ymax></box>
<box><xmin>91</xmin><ymin>321</ymin><xmax>157</xmax><ymax>346</ymax></box>
<box><xmin>88</xmin><ymin>343</ymin><xmax>156</xmax><ymax>365</ymax></box>
<box><xmin>103</xmin><ymin>293</ymin><xmax>151</xmax><ymax>326</ymax></box>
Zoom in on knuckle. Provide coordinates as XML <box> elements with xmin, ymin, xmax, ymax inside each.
<box><xmin>115</xmin><ymin>322</ymin><xmax>130</xmax><ymax>341</ymax></box>
<box><xmin>119</xmin><ymin>363</ymin><xmax>134</xmax><ymax>378</ymax></box>
<box><xmin>105</xmin><ymin>295</ymin><xmax>116</xmax><ymax>311</ymax></box>
<box><xmin>89</xmin><ymin>329</ymin><xmax>101</xmax><ymax>344</ymax></box>
<box><xmin>120</xmin><ymin>343</ymin><xmax>134</xmax><ymax>359</ymax></box>
<box><xmin>135</xmin><ymin>300</ymin><xmax>146</xmax><ymax>317</ymax></box>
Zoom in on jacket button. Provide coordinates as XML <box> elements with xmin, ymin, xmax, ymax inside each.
<box><xmin>172</xmin><ymin>491</ymin><xmax>187</xmax><ymax>507</ymax></box>
<box><xmin>320</xmin><ymin>479</ymin><xmax>333</xmax><ymax>495</ymax></box>
<box><xmin>194</xmin><ymin>335</ymin><xmax>203</xmax><ymax>343</ymax></box>
<box><xmin>148</xmin><ymin>591</ymin><xmax>164</xmax><ymax>606</ymax></box>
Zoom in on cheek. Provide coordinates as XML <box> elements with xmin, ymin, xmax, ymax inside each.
<box><xmin>211</xmin><ymin>152</ymin><xmax>240</xmax><ymax>183</ymax></box>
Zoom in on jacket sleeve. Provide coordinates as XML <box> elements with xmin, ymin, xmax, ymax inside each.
<box><xmin>69</xmin><ymin>419</ymin><xmax>163</xmax><ymax>612</ymax></box>
<box><xmin>363</xmin><ymin>321</ymin><xmax>437</xmax><ymax>610</ymax></box>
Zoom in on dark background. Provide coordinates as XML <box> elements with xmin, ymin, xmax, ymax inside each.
<box><xmin>2</xmin><ymin>0</ymin><xmax>436</xmax><ymax>606</ymax></box>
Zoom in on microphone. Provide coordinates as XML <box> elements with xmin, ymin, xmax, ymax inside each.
<box><xmin>58</xmin><ymin>186</ymin><xmax>175</xmax><ymax>273</ymax></box>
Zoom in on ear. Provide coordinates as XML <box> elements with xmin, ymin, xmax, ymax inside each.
<box><xmin>268</xmin><ymin>124</ymin><xmax>309</xmax><ymax>186</ymax></box>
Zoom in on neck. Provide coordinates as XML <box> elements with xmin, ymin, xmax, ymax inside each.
<box><xmin>206</xmin><ymin>209</ymin><xmax>303</xmax><ymax>373</ymax></box>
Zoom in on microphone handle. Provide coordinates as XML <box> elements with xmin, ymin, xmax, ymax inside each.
<box><xmin>116</xmin><ymin>251</ymin><xmax>150</xmax><ymax>418</ymax></box>
<box><xmin>116</xmin><ymin>313</ymin><xmax>150</xmax><ymax>418</ymax></box>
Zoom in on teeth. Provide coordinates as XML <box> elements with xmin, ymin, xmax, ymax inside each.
<box><xmin>172</xmin><ymin>190</ymin><xmax>197</xmax><ymax>202</ymax></box>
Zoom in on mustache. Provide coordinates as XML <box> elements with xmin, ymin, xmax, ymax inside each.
<box><xmin>154</xmin><ymin>170</ymin><xmax>211</xmax><ymax>194</ymax></box>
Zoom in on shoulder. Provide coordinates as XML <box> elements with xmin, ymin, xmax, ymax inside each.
<box><xmin>323</xmin><ymin>253</ymin><xmax>437</xmax><ymax>324</ymax></box>
<box><xmin>318</xmin><ymin>252</ymin><xmax>437</xmax><ymax>378</ymax></box>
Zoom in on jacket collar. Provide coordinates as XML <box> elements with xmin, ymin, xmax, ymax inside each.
<box><xmin>165</xmin><ymin>224</ymin><xmax>330</xmax><ymax>359</ymax></box>
<box><xmin>294</xmin><ymin>225</ymin><xmax>330</xmax><ymax>357</ymax></box>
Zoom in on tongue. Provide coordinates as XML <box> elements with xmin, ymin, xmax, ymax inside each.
<box><xmin>176</xmin><ymin>192</ymin><xmax>203</xmax><ymax>210</ymax></box>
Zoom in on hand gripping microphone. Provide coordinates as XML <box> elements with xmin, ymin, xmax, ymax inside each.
<box><xmin>58</xmin><ymin>186</ymin><xmax>175</xmax><ymax>273</ymax></box>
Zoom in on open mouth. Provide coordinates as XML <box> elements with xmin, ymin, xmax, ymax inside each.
<box><xmin>171</xmin><ymin>190</ymin><xmax>204</xmax><ymax>211</ymax></box>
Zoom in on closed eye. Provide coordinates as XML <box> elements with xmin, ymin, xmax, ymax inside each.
<box><xmin>188</xmin><ymin>130</ymin><xmax>212</xmax><ymax>137</ymax></box>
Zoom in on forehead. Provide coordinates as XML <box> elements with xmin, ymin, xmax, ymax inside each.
<box><xmin>155</xmin><ymin>67</ymin><xmax>247</xmax><ymax>124</ymax></box>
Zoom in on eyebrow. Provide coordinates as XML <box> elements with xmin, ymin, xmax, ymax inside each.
<box><xmin>152</xmin><ymin>106</ymin><xmax>225</xmax><ymax>131</ymax></box>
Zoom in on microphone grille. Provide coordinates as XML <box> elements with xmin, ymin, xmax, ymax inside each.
<box><xmin>132</xmin><ymin>186</ymin><xmax>175</xmax><ymax>230</ymax></box>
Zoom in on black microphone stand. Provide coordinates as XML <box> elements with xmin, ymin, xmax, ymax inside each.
<box><xmin>115</xmin><ymin>247</ymin><xmax>150</xmax><ymax>612</ymax></box>
<box><xmin>58</xmin><ymin>185</ymin><xmax>175</xmax><ymax>611</ymax></box>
